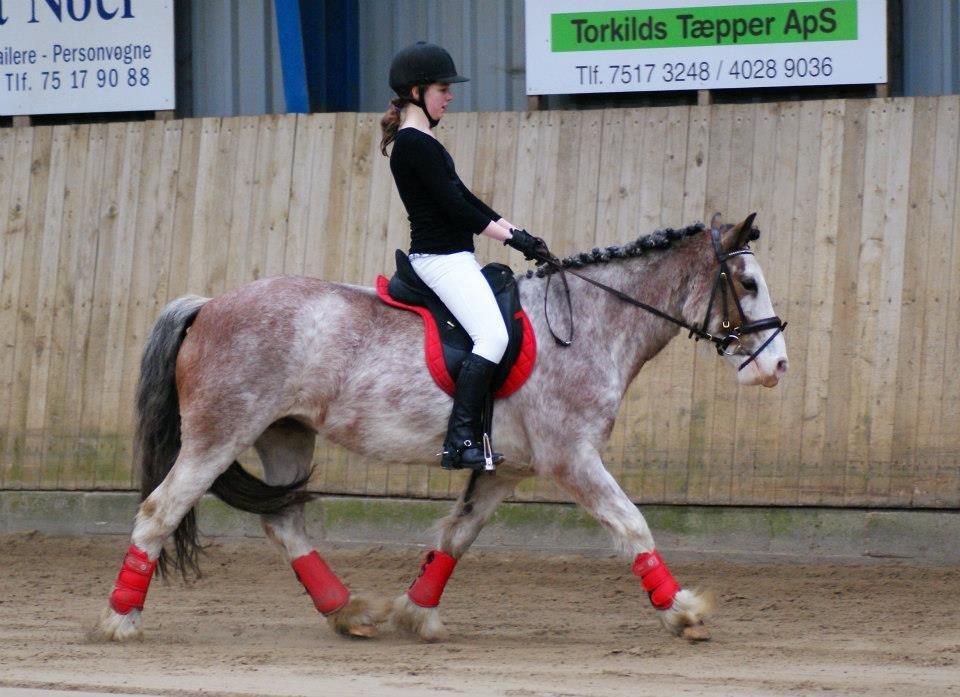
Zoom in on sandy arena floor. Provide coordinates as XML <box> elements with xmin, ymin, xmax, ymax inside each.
<box><xmin>0</xmin><ymin>532</ymin><xmax>958</xmax><ymax>697</ymax></box>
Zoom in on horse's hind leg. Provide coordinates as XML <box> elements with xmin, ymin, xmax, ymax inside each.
<box><xmin>90</xmin><ymin>443</ymin><xmax>240</xmax><ymax>642</ymax></box>
<box><xmin>548</xmin><ymin>446</ymin><xmax>711</xmax><ymax>641</ymax></box>
<box><xmin>392</xmin><ymin>470</ymin><xmax>524</xmax><ymax>641</ymax></box>
<box><xmin>255</xmin><ymin>419</ymin><xmax>388</xmax><ymax>638</ymax></box>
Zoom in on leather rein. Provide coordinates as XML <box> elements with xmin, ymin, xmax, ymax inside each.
<box><xmin>537</xmin><ymin>227</ymin><xmax>787</xmax><ymax>373</ymax></box>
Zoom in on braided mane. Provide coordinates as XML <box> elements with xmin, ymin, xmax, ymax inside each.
<box><xmin>525</xmin><ymin>223</ymin><xmax>707</xmax><ymax>278</ymax></box>
<box><xmin>524</xmin><ymin>222</ymin><xmax>761</xmax><ymax>278</ymax></box>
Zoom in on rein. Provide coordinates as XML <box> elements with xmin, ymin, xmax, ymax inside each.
<box><xmin>538</xmin><ymin>227</ymin><xmax>787</xmax><ymax>372</ymax></box>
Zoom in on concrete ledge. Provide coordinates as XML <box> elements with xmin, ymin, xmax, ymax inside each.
<box><xmin>1</xmin><ymin>490</ymin><xmax>958</xmax><ymax>563</ymax></box>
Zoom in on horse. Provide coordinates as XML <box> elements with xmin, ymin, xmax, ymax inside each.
<box><xmin>91</xmin><ymin>213</ymin><xmax>788</xmax><ymax>644</ymax></box>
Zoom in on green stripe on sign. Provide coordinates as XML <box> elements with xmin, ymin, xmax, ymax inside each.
<box><xmin>551</xmin><ymin>1</ymin><xmax>858</xmax><ymax>51</ymax></box>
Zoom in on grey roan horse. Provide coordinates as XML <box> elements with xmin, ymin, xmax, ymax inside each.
<box><xmin>92</xmin><ymin>214</ymin><xmax>788</xmax><ymax>643</ymax></box>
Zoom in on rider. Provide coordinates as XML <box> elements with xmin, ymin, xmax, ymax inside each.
<box><xmin>380</xmin><ymin>41</ymin><xmax>550</xmax><ymax>471</ymax></box>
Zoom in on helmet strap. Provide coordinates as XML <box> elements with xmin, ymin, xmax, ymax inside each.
<box><xmin>413</xmin><ymin>84</ymin><xmax>439</xmax><ymax>128</ymax></box>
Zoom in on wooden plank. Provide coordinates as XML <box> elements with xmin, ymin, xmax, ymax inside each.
<box><xmin>593</xmin><ymin>110</ymin><xmax>625</xmax><ymax>250</ymax></box>
<box><xmin>0</xmin><ymin>126</ymin><xmax>15</xmax><ymax>486</ymax></box>
<box><xmin>730</xmin><ymin>102</ymin><xmax>779</xmax><ymax>504</ymax></box>
<box><xmin>24</xmin><ymin>126</ymin><xmax>71</xmax><ymax>488</ymax></box>
<box><xmin>319</xmin><ymin>113</ymin><xmax>357</xmax><ymax>284</ymax></box>
<box><xmin>39</xmin><ymin>124</ymin><xmax>91</xmax><ymax>488</ymax></box>
<box><xmin>891</xmin><ymin>97</ymin><xmax>937</xmax><ymax>505</ymax></box>
<box><xmin>186</xmin><ymin>117</ymin><xmax>234</xmax><ymax>295</ymax></box>
<box><xmin>0</xmin><ymin>127</ymin><xmax>34</xmax><ymax>487</ymax></box>
<box><xmin>261</xmin><ymin>114</ymin><xmax>297</xmax><ymax>279</ymax></box>
<box><xmin>284</xmin><ymin>114</ymin><xmax>315</xmax><ymax>277</ymax></box>
<box><xmin>487</xmin><ymin>111</ymin><xmax>521</xmax><ymax>266</ymax></box>
<box><xmin>74</xmin><ymin>122</ymin><xmax>128</xmax><ymax>488</ymax></box>
<box><xmin>611</xmin><ymin>109</ymin><xmax>643</xmax><ymax>247</ymax></box>
<box><xmin>466</xmin><ymin>111</ymin><xmax>500</xmax><ymax>264</ymax></box>
<box><xmin>299</xmin><ymin>114</ymin><xmax>337</xmax><ymax>280</ymax></box>
<box><xmin>511</xmin><ymin>111</ymin><xmax>545</xmax><ymax>246</ymax></box>
<box><xmin>845</xmin><ymin>100</ymin><xmax>893</xmax><ymax>505</ymax></box>
<box><xmin>339</xmin><ymin>113</ymin><xmax>376</xmax><ymax>286</ymax></box>
<box><xmin>941</xmin><ymin>115</ymin><xmax>960</xmax><ymax>507</ymax></box>
<box><xmin>5</xmin><ymin>126</ymin><xmax>53</xmax><ymax>488</ymax></box>
<box><xmin>95</xmin><ymin>122</ymin><xmax>145</xmax><ymax>488</ymax></box>
<box><xmin>166</xmin><ymin>118</ymin><xmax>204</xmax><ymax>298</ymax></box>
<box><xmin>222</xmin><ymin>116</ymin><xmax>262</xmax><ymax>289</ymax></box>
<box><xmin>198</xmin><ymin>117</ymin><xmax>242</xmax><ymax>291</ymax></box>
<box><xmin>532</xmin><ymin>110</ymin><xmax>562</xmax><ymax>261</ymax></box>
<box><xmin>753</xmin><ymin>102</ymin><xmax>800</xmax><ymax>504</ymax></box>
<box><xmin>821</xmin><ymin>99</ymin><xmax>869</xmax><ymax>506</ymax></box>
<box><xmin>570</xmin><ymin>110</ymin><xmax>603</xmax><ymax>258</ymax></box>
<box><xmin>865</xmin><ymin>99</ymin><xmax>913</xmax><ymax>504</ymax></box>
<box><xmin>796</xmin><ymin>100</ymin><xmax>846</xmax><ymax>505</ymax></box>
<box><xmin>773</xmin><ymin>100</ymin><xmax>823</xmax><ymax>505</ymax></box>
<box><xmin>56</xmin><ymin>124</ymin><xmax>108</xmax><ymax>490</ymax></box>
<box><xmin>362</xmin><ymin>111</ymin><xmax>406</xmax><ymax>288</ymax></box>
<box><xmin>932</xmin><ymin>96</ymin><xmax>960</xmax><ymax>507</ymax></box>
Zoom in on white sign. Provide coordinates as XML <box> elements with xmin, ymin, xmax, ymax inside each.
<box><xmin>0</xmin><ymin>0</ymin><xmax>174</xmax><ymax>116</ymax></box>
<box><xmin>525</xmin><ymin>0</ymin><xmax>886</xmax><ymax>95</ymax></box>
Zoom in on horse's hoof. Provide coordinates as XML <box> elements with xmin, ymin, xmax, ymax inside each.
<box><xmin>659</xmin><ymin>588</ymin><xmax>715</xmax><ymax>639</ymax></box>
<box><xmin>680</xmin><ymin>622</ymin><xmax>711</xmax><ymax>642</ymax></box>
<box><xmin>87</xmin><ymin>607</ymin><xmax>143</xmax><ymax>642</ymax></box>
<box><xmin>326</xmin><ymin>596</ymin><xmax>389</xmax><ymax>639</ymax></box>
<box><xmin>390</xmin><ymin>593</ymin><xmax>448</xmax><ymax>642</ymax></box>
<box><xmin>345</xmin><ymin>624</ymin><xmax>378</xmax><ymax>638</ymax></box>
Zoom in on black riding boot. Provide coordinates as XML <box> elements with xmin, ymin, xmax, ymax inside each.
<box><xmin>441</xmin><ymin>354</ymin><xmax>504</xmax><ymax>471</ymax></box>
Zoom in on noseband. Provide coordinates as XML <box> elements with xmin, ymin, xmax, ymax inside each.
<box><xmin>539</xmin><ymin>227</ymin><xmax>787</xmax><ymax>372</ymax></box>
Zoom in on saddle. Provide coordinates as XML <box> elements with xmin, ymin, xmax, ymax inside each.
<box><xmin>375</xmin><ymin>250</ymin><xmax>536</xmax><ymax>398</ymax></box>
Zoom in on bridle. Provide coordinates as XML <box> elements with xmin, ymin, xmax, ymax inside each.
<box><xmin>538</xmin><ymin>226</ymin><xmax>787</xmax><ymax>372</ymax></box>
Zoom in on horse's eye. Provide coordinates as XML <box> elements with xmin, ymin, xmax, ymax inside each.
<box><xmin>741</xmin><ymin>277</ymin><xmax>758</xmax><ymax>293</ymax></box>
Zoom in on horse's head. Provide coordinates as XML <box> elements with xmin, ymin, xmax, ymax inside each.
<box><xmin>683</xmin><ymin>213</ymin><xmax>788</xmax><ymax>388</ymax></box>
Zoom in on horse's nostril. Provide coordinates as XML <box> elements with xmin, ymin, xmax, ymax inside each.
<box><xmin>777</xmin><ymin>359</ymin><xmax>789</xmax><ymax>375</ymax></box>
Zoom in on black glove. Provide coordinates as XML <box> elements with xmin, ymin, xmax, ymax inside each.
<box><xmin>505</xmin><ymin>228</ymin><xmax>553</xmax><ymax>263</ymax></box>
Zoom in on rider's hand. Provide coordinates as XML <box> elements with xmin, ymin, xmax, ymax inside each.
<box><xmin>505</xmin><ymin>228</ymin><xmax>553</xmax><ymax>263</ymax></box>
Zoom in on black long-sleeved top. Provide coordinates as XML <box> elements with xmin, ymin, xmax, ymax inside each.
<box><xmin>390</xmin><ymin>127</ymin><xmax>500</xmax><ymax>255</ymax></box>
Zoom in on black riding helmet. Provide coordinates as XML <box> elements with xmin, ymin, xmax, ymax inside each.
<box><xmin>389</xmin><ymin>41</ymin><xmax>468</xmax><ymax>127</ymax></box>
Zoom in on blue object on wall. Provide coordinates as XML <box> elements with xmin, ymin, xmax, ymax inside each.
<box><xmin>274</xmin><ymin>0</ymin><xmax>310</xmax><ymax>113</ymax></box>
<box><xmin>275</xmin><ymin>0</ymin><xmax>358</xmax><ymax>113</ymax></box>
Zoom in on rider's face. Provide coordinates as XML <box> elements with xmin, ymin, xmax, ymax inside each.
<box><xmin>421</xmin><ymin>83</ymin><xmax>453</xmax><ymax>122</ymax></box>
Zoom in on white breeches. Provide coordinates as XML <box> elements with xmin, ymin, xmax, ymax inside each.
<box><xmin>409</xmin><ymin>251</ymin><xmax>509</xmax><ymax>363</ymax></box>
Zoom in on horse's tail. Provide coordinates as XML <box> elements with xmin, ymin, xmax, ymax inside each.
<box><xmin>136</xmin><ymin>295</ymin><xmax>316</xmax><ymax>579</ymax></box>
<box><xmin>135</xmin><ymin>295</ymin><xmax>208</xmax><ymax>578</ymax></box>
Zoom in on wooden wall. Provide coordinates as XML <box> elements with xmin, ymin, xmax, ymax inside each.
<box><xmin>1</xmin><ymin>97</ymin><xmax>958</xmax><ymax>508</ymax></box>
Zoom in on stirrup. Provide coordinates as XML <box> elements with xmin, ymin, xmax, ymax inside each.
<box><xmin>439</xmin><ymin>437</ymin><xmax>502</xmax><ymax>472</ymax></box>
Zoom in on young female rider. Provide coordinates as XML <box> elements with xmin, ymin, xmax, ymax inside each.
<box><xmin>380</xmin><ymin>42</ymin><xmax>550</xmax><ymax>471</ymax></box>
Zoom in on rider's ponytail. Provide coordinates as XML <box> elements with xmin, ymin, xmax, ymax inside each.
<box><xmin>380</xmin><ymin>97</ymin><xmax>406</xmax><ymax>156</ymax></box>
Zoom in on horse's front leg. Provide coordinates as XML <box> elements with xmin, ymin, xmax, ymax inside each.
<box><xmin>547</xmin><ymin>445</ymin><xmax>712</xmax><ymax>641</ymax></box>
<box><xmin>392</xmin><ymin>470</ymin><xmax>524</xmax><ymax>641</ymax></box>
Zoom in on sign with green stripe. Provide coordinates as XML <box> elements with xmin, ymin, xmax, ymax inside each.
<box><xmin>525</xmin><ymin>0</ymin><xmax>886</xmax><ymax>95</ymax></box>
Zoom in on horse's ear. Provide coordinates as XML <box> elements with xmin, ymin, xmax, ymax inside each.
<box><xmin>710</xmin><ymin>212</ymin><xmax>723</xmax><ymax>232</ymax></box>
<box><xmin>731</xmin><ymin>212</ymin><xmax>757</xmax><ymax>249</ymax></box>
